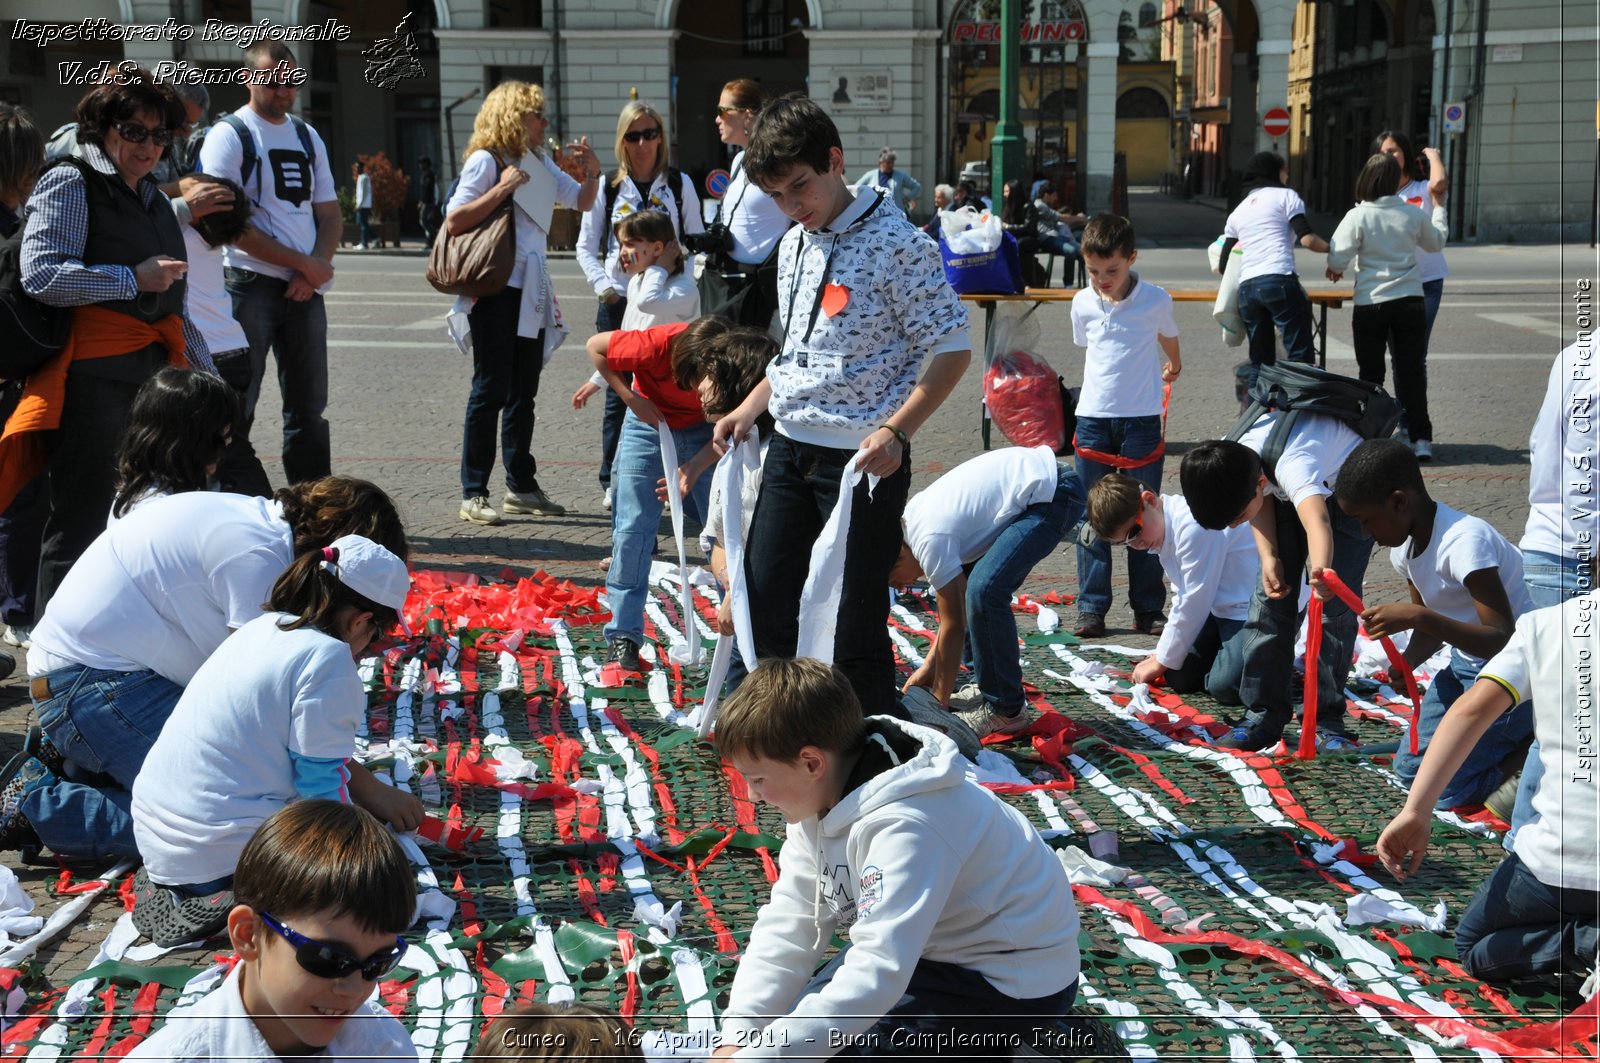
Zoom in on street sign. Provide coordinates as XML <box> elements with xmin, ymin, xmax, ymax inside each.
<box><xmin>1443</xmin><ymin>101</ymin><xmax>1466</xmax><ymax>134</ymax></box>
<box><xmin>706</xmin><ymin>169</ymin><xmax>730</xmax><ymax>198</ymax></box>
<box><xmin>1262</xmin><ymin>107</ymin><xmax>1291</xmax><ymax>139</ymax></box>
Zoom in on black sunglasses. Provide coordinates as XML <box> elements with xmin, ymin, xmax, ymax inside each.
<box><xmin>259</xmin><ymin>911</ymin><xmax>407</xmax><ymax>982</ymax></box>
<box><xmin>716</xmin><ymin>105</ymin><xmax>746</xmax><ymax>116</ymax></box>
<box><xmin>114</xmin><ymin>122</ymin><xmax>175</xmax><ymax>147</ymax></box>
<box><xmin>623</xmin><ymin>127</ymin><xmax>662</xmax><ymax>144</ymax></box>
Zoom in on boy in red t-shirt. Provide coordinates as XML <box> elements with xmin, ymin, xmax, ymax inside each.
<box><xmin>588</xmin><ymin>316</ymin><xmax>739</xmax><ymax>672</ymax></box>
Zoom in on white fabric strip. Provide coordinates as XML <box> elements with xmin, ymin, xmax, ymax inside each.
<box><xmin>656</xmin><ymin>427</ymin><xmax>703</xmax><ymax>667</ymax></box>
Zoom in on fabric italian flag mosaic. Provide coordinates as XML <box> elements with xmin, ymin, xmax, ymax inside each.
<box><xmin>0</xmin><ymin>566</ymin><xmax>1595</xmax><ymax>1060</ymax></box>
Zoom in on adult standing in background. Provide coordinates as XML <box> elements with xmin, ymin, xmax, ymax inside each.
<box><xmin>445</xmin><ymin>80</ymin><xmax>602</xmax><ymax>527</ymax></box>
<box><xmin>199</xmin><ymin>41</ymin><xmax>340</xmax><ymax>496</ymax></box>
<box><xmin>0</xmin><ymin>102</ymin><xmax>45</xmax><ymax>677</ymax></box>
<box><xmin>920</xmin><ymin>183</ymin><xmax>953</xmax><ymax>237</ymax></box>
<box><xmin>576</xmin><ymin>100</ymin><xmax>703</xmax><ymax>512</ymax></box>
<box><xmin>853</xmin><ymin>148</ymin><xmax>921</xmax><ymax>217</ymax></box>
<box><xmin>417</xmin><ymin>156</ymin><xmax>441</xmax><ymax>250</ymax></box>
<box><xmin>697</xmin><ymin>79</ymin><xmax>790</xmax><ymax>328</ymax></box>
<box><xmin>353</xmin><ymin>160</ymin><xmax>374</xmax><ymax>250</ymax></box>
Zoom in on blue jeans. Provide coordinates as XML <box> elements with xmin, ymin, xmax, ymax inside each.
<box><xmin>594</xmin><ymin>298</ymin><xmax>630</xmax><ymax>489</ymax></box>
<box><xmin>603</xmin><ymin>412</ymin><xmax>713</xmax><ymax>644</ymax></box>
<box><xmin>1236</xmin><ymin>495</ymin><xmax>1371</xmax><ymax>737</ymax></box>
<box><xmin>355</xmin><ymin>207</ymin><xmax>375</xmax><ymax>246</ymax></box>
<box><xmin>1394</xmin><ymin>652</ymin><xmax>1533</xmax><ymax>808</ymax></box>
<box><xmin>1163</xmin><ymin>615</ymin><xmax>1247</xmax><ymax>704</ymax></box>
<box><xmin>1508</xmin><ymin>549</ymin><xmax>1592</xmax><ymax>844</ymax></box>
<box><xmin>460</xmin><ymin>285</ymin><xmax>545</xmax><ymax>497</ymax></box>
<box><xmin>745</xmin><ymin>434</ymin><xmax>912</xmax><ymax>717</ymax></box>
<box><xmin>224</xmin><ymin>268</ymin><xmax>331</xmax><ymax>486</ymax></box>
<box><xmin>963</xmin><ymin>465</ymin><xmax>1085</xmax><ymax>714</ymax></box>
<box><xmin>1237</xmin><ymin>274</ymin><xmax>1317</xmax><ymax>383</ymax></box>
<box><xmin>1074</xmin><ymin>415</ymin><xmax>1165</xmax><ymax>619</ymax></box>
<box><xmin>800</xmin><ymin>950</ymin><xmax>1077</xmax><ymax>1062</ymax></box>
<box><xmin>1454</xmin><ymin>852</ymin><xmax>1600</xmax><ymax>981</ymax></box>
<box><xmin>26</xmin><ymin>665</ymin><xmax>185</xmax><ymax>861</ymax></box>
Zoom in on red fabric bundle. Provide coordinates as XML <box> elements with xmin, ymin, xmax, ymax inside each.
<box><xmin>984</xmin><ymin>350</ymin><xmax>1065</xmax><ymax>450</ymax></box>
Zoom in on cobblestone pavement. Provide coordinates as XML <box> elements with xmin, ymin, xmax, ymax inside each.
<box><xmin>2</xmin><ymin>203</ymin><xmax>1594</xmax><ymax>986</ymax></box>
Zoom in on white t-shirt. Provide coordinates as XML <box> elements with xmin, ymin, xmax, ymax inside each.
<box><xmin>1070</xmin><ymin>275</ymin><xmax>1178</xmax><ymax>418</ymax></box>
<box><xmin>1521</xmin><ymin>344</ymin><xmax>1600</xmax><ymax>559</ymax></box>
<box><xmin>621</xmin><ymin>264</ymin><xmax>700</xmax><ymax>329</ymax></box>
<box><xmin>1391</xmin><ymin>501</ymin><xmax>1534</xmax><ymax>669</ymax></box>
<box><xmin>132</xmin><ymin>612</ymin><xmax>363</xmax><ymax>886</ymax></box>
<box><xmin>1224</xmin><ymin>186</ymin><xmax>1307</xmax><ymax>281</ymax></box>
<box><xmin>198</xmin><ymin>108</ymin><xmax>336</xmax><ymax>282</ymax></box>
<box><xmin>355</xmin><ymin>170</ymin><xmax>372</xmax><ymax>209</ymax></box>
<box><xmin>721</xmin><ymin>150</ymin><xmax>791</xmax><ymax>266</ymax></box>
<box><xmin>178</xmin><ymin>218</ymin><xmax>249</xmax><ymax>354</ymax></box>
<box><xmin>903</xmin><ymin>446</ymin><xmax>1062</xmax><ymax>591</ymax></box>
<box><xmin>1481</xmin><ymin>592</ymin><xmax>1600</xmax><ymax>892</ymax></box>
<box><xmin>28</xmin><ymin>494</ymin><xmax>295</xmax><ymax>685</ymax></box>
<box><xmin>125</xmin><ymin>962</ymin><xmax>414</xmax><ymax>1063</ymax></box>
<box><xmin>1236</xmin><ymin>411</ymin><xmax>1364</xmax><ymax>507</ymax></box>
<box><xmin>1153</xmin><ymin>495</ymin><xmax>1259</xmax><ymax>669</ymax></box>
<box><xmin>1397</xmin><ymin>178</ymin><xmax>1449</xmax><ymax>283</ymax></box>
<box><xmin>448</xmin><ymin>149</ymin><xmax>583</xmax><ymax>292</ymax></box>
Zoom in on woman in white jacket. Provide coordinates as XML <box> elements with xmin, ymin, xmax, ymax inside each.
<box><xmin>1326</xmin><ymin>152</ymin><xmax>1448</xmax><ymax>461</ymax></box>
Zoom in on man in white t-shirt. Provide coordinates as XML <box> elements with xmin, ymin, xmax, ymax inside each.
<box><xmin>353</xmin><ymin>160</ymin><xmax>374</xmax><ymax>249</ymax></box>
<box><xmin>888</xmin><ymin>446</ymin><xmax>1085</xmax><ymax>738</ymax></box>
<box><xmin>1334</xmin><ymin>439</ymin><xmax>1534</xmax><ymax>808</ymax></box>
<box><xmin>198</xmin><ymin>41</ymin><xmax>340</xmax><ymax>495</ymax></box>
<box><xmin>1377</xmin><ymin>590</ymin><xmax>1599</xmax><ymax>985</ymax></box>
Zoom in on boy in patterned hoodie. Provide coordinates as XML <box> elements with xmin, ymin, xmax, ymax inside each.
<box><xmin>712</xmin><ymin>96</ymin><xmax>971</xmax><ymax>718</ymax></box>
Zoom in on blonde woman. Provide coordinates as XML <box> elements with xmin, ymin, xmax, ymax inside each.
<box><xmin>575</xmin><ymin>100</ymin><xmax>703</xmax><ymax>509</ymax></box>
<box><xmin>443</xmin><ymin>81</ymin><xmax>601</xmax><ymax>526</ymax></box>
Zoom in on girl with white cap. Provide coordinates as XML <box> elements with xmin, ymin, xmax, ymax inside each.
<box><xmin>125</xmin><ymin>534</ymin><xmax>421</xmax><ymax>946</ymax></box>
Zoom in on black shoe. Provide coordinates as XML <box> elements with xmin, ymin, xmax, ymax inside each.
<box><xmin>1134</xmin><ymin>611</ymin><xmax>1167</xmax><ymax>636</ymax></box>
<box><xmin>1215</xmin><ymin>723</ymin><xmax>1283</xmax><ymax>752</ymax></box>
<box><xmin>605</xmin><ymin>636</ymin><xmax>643</xmax><ymax>673</ymax></box>
<box><xmin>131</xmin><ymin>867</ymin><xmax>233</xmax><ymax>948</ymax></box>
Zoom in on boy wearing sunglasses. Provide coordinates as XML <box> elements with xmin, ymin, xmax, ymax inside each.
<box><xmin>1085</xmin><ymin>472</ymin><xmax>1260</xmax><ymax>705</ymax></box>
<box><xmin>127</xmin><ymin>801</ymin><xmax>415</xmax><ymax>1061</ymax></box>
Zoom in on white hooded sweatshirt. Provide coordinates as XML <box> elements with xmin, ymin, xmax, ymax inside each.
<box><xmin>719</xmin><ymin>718</ymin><xmax>1081</xmax><ymax>1058</ymax></box>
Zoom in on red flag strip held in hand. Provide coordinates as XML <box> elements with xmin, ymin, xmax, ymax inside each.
<box><xmin>1298</xmin><ymin>569</ymin><xmax>1424</xmax><ymax>760</ymax></box>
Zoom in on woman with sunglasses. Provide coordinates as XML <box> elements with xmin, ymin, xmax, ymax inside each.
<box><xmin>445</xmin><ymin>80</ymin><xmax>602</xmax><ymax>527</ymax></box>
<box><xmin>125</xmin><ymin>801</ymin><xmax>416</xmax><ymax>1059</ymax></box>
<box><xmin>577</xmin><ymin>100</ymin><xmax>704</xmax><ymax>511</ymax></box>
<box><xmin>698</xmin><ymin>78</ymin><xmax>791</xmax><ymax>327</ymax></box>
<box><xmin>6</xmin><ymin>68</ymin><xmax>217</xmax><ymax>617</ymax></box>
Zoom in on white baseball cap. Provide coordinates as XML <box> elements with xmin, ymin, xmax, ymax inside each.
<box><xmin>320</xmin><ymin>534</ymin><xmax>411</xmax><ymax>633</ymax></box>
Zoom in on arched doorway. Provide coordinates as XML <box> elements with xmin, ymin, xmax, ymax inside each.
<box><xmin>1115</xmin><ymin>85</ymin><xmax>1172</xmax><ymax>183</ymax></box>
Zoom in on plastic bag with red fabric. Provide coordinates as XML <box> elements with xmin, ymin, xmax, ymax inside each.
<box><xmin>983</xmin><ymin>303</ymin><xmax>1067</xmax><ymax>451</ymax></box>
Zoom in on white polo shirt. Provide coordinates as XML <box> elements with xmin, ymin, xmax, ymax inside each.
<box><xmin>1070</xmin><ymin>275</ymin><xmax>1177</xmax><ymax>420</ymax></box>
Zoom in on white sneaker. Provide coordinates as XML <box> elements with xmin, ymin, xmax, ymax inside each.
<box><xmin>458</xmin><ymin>496</ymin><xmax>502</xmax><ymax>525</ymax></box>
<box><xmin>602</xmin><ymin>487</ymin><xmax>613</xmax><ymax>512</ymax></box>
<box><xmin>948</xmin><ymin>682</ymin><xmax>986</xmax><ymax>711</ymax></box>
<box><xmin>1413</xmin><ymin>439</ymin><xmax>1433</xmax><ymax>462</ymax></box>
<box><xmin>954</xmin><ymin>702</ymin><xmax>1037</xmax><ymax>740</ymax></box>
<box><xmin>1</xmin><ymin>626</ymin><xmax>30</xmax><ymax>649</ymax></box>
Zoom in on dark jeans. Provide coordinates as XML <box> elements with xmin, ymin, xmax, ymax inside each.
<box><xmin>800</xmin><ymin>950</ymin><xmax>1078</xmax><ymax>1062</ymax></box>
<box><xmin>595</xmin><ymin>298</ymin><xmax>630</xmax><ymax>489</ymax></box>
<box><xmin>355</xmin><ymin>206</ymin><xmax>375</xmax><ymax>246</ymax></box>
<box><xmin>745</xmin><ymin>434</ymin><xmax>912</xmax><ymax>717</ymax></box>
<box><xmin>210</xmin><ymin>346</ymin><xmax>273</xmax><ymax>498</ymax></box>
<box><xmin>1352</xmin><ymin>296</ymin><xmax>1432</xmax><ymax>442</ymax></box>
<box><xmin>1238</xmin><ymin>273</ymin><xmax>1316</xmax><ymax>385</ymax></box>
<box><xmin>38</xmin><ymin>353</ymin><xmax>162</xmax><ymax>612</ymax></box>
<box><xmin>224</xmin><ymin>267</ymin><xmax>331</xmax><ymax>486</ymax></box>
<box><xmin>1235</xmin><ymin>494</ymin><xmax>1372</xmax><ymax>738</ymax></box>
<box><xmin>1393</xmin><ymin>653</ymin><xmax>1533</xmax><ymax>808</ymax></box>
<box><xmin>1164</xmin><ymin>614</ymin><xmax>1247</xmax><ymax>704</ymax></box>
<box><xmin>1455</xmin><ymin>852</ymin><xmax>1600</xmax><ymax>982</ymax></box>
<box><xmin>0</xmin><ymin>383</ymin><xmax>46</xmax><ymax>627</ymax></box>
<box><xmin>461</xmin><ymin>285</ymin><xmax>545</xmax><ymax>497</ymax></box>
<box><xmin>1073</xmin><ymin>415</ymin><xmax>1166</xmax><ymax>619</ymax></box>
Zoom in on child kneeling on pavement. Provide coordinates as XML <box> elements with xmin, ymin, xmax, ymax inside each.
<box><xmin>711</xmin><ymin>658</ymin><xmax>1080</xmax><ymax>1060</ymax></box>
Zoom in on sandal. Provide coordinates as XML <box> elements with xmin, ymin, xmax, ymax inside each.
<box><xmin>131</xmin><ymin>867</ymin><xmax>234</xmax><ymax>948</ymax></box>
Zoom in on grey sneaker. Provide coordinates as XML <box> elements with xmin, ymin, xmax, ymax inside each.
<box><xmin>459</xmin><ymin>496</ymin><xmax>502</xmax><ymax>526</ymax></box>
<box><xmin>948</xmin><ymin>682</ymin><xmax>986</xmax><ymax>711</ymax></box>
<box><xmin>503</xmin><ymin>488</ymin><xmax>566</xmax><ymax>517</ymax></box>
<box><xmin>954</xmin><ymin>702</ymin><xmax>1037</xmax><ymax>740</ymax></box>
<box><xmin>1413</xmin><ymin>439</ymin><xmax>1433</xmax><ymax>462</ymax></box>
<box><xmin>901</xmin><ymin>687</ymin><xmax>984</xmax><ymax>760</ymax></box>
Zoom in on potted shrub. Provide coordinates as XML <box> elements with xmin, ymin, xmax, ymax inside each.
<box><xmin>337</xmin><ymin>187</ymin><xmax>358</xmax><ymax>247</ymax></box>
<box><xmin>545</xmin><ymin>142</ymin><xmax>585</xmax><ymax>250</ymax></box>
<box><xmin>355</xmin><ymin>151</ymin><xmax>411</xmax><ymax>248</ymax></box>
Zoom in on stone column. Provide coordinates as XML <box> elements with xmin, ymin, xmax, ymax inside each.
<box><xmin>1080</xmin><ymin>42</ymin><xmax>1119</xmax><ymax>212</ymax></box>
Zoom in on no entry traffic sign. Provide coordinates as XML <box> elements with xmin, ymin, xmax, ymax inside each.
<box><xmin>706</xmin><ymin>169</ymin><xmax>731</xmax><ymax>198</ymax></box>
<box><xmin>1262</xmin><ymin>107</ymin><xmax>1291</xmax><ymax>139</ymax></box>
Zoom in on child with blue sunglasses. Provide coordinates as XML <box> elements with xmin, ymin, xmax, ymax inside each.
<box><xmin>127</xmin><ymin>800</ymin><xmax>417</xmax><ymax>1061</ymax></box>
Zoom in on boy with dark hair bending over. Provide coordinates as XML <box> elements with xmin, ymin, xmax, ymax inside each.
<box><xmin>711</xmin><ymin>658</ymin><xmax>1080</xmax><ymax>1060</ymax></box>
<box><xmin>1333</xmin><ymin>438</ymin><xmax>1533</xmax><ymax>808</ymax></box>
<box><xmin>127</xmin><ymin>800</ymin><xmax>415</xmax><ymax>1060</ymax></box>
<box><xmin>713</xmin><ymin>96</ymin><xmax>970</xmax><ymax>718</ymax></box>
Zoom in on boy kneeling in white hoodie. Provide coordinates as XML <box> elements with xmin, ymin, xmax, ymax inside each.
<box><xmin>710</xmin><ymin>658</ymin><xmax>1081</xmax><ymax>1061</ymax></box>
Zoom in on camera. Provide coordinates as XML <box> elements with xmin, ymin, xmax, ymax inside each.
<box><xmin>683</xmin><ymin>224</ymin><xmax>733</xmax><ymax>256</ymax></box>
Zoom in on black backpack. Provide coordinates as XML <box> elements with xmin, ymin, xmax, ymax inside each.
<box><xmin>1225</xmin><ymin>361</ymin><xmax>1402</xmax><ymax>480</ymax></box>
<box><xmin>602</xmin><ymin>168</ymin><xmax>689</xmax><ymax>255</ymax></box>
<box><xmin>0</xmin><ymin>158</ymin><xmax>93</xmax><ymax>379</ymax></box>
<box><xmin>215</xmin><ymin>112</ymin><xmax>317</xmax><ymax>200</ymax></box>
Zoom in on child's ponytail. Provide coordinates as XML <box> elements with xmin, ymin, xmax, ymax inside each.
<box><xmin>269</xmin><ymin>543</ymin><xmax>402</xmax><ymax>637</ymax></box>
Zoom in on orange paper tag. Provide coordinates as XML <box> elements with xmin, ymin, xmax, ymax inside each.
<box><xmin>820</xmin><ymin>284</ymin><xmax>850</xmax><ymax>317</ymax></box>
